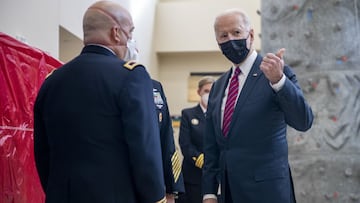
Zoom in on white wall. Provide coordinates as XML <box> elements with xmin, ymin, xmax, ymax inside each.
<box><xmin>130</xmin><ymin>0</ymin><xmax>159</xmax><ymax>77</ymax></box>
<box><xmin>155</xmin><ymin>0</ymin><xmax>261</xmax><ymax>52</ymax></box>
<box><xmin>0</xmin><ymin>0</ymin><xmax>60</xmax><ymax>57</ymax></box>
<box><xmin>159</xmin><ymin>52</ymin><xmax>230</xmax><ymax>115</ymax></box>
<box><xmin>60</xmin><ymin>0</ymin><xmax>98</xmax><ymax>40</ymax></box>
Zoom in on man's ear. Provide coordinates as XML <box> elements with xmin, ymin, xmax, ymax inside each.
<box><xmin>112</xmin><ymin>26</ymin><xmax>122</xmax><ymax>43</ymax></box>
<box><xmin>249</xmin><ymin>28</ymin><xmax>255</xmax><ymax>44</ymax></box>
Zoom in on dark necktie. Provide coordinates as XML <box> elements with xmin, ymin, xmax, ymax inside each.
<box><xmin>222</xmin><ymin>67</ymin><xmax>241</xmax><ymax>137</ymax></box>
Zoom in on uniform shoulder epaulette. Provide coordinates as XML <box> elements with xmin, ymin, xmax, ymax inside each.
<box><xmin>123</xmin><ymin>60</ymin><xmax>142</xmax><ymax>70</ymax></box>
<box><xmin>155</xmin><ymin>196</ymin><xmax>166</xmax><ymax>203</ymax></box>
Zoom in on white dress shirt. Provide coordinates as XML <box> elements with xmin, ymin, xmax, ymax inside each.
<box><xmin>220</xmin><ymin>50</ymin><xmax>258</xmax><ymax>128</ymax></box>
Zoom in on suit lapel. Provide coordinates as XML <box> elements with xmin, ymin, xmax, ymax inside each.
<box><xmin>213</xmin><ymin>70</ymin><xmax>232</xmax><ymax>137</ymax></box>
<box><xmin>228</xmin><ymin>55</ymin><xmax>263</xmax><ymax>135</ymax></box>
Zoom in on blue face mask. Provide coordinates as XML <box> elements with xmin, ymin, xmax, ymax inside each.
<box><xmin>219</xmin><ymin>37</ymin><xmax>249</xmax><ymax>64</ymax></box>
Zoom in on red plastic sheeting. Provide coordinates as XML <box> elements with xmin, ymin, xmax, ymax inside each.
<box><xmin>0</xmin><ymin>32</ymin><xmax>62</xmax><ymax>203</ymax></box>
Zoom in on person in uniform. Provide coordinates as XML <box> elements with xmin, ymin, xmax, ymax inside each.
<box><xmin>152</xmin><ymin>80</ymin><xmax>185</xmax><ymax>203</ymax></box>
<box><xmin>33</xmin><ymin>1</ymin><xmax>166</xmax><ymax>203</ymax></box>
<box><xmin>202</xmin><ymin>9</ymin><xmax>314</xmax><ymax>203</ymax></box>
<box><xmin>121</xmin><ymin>33</ymin><xmax>185</xmax><ymax>203</ymax></box>
<box><xmin>177</xmin><ymin>76</ymin><xmax>215</xmax><ymax>203</ymax></box>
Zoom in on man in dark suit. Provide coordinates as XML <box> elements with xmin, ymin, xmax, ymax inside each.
<box><xmin>177</xmin><ymin>76</ymin><xmax>215</xmax><ymax>203</ymax></box>
<box><xmin>33</xmin><ymin>1</ymin><xmax>166</xmax><ymax>203</ymax></box>
<box><xmin>152</xmin><ymin>79</ymin><xmax>185</xmax><ymax>203</ymax></box>
<box><xmin>202</xmin><ymin>9</ymin><xmax>314</xmax><ymax>203</ymax></box>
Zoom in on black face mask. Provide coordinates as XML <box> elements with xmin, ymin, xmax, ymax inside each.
<box><xmin>219</xmin><ymin>37</ymin><xmax>249</xmax><ymax>64</ymax></box>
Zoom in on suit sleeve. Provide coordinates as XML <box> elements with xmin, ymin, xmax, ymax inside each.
<box><xmin>179</xmin><ymin>109</ymin><xmax>202</xmax><ymax>164</ymax></box>
<box><xmin>276</xmin><ymin>66</ymin><xmax>314</xmax><ymax>131</ymax></box>
<box><xmin>120</xmin><ymin>67</ymin><xmax>166</xmax><ymax>202</ymax></box>
<box><xmin>33</xmin><ymin>85</ymin><xmax>50</xmax><ymax>191</ymax></box>
<box><xmin>201</xmin><ymin>90</ymin><xmax>220</xmax><ymax>195</ymax></box>
<box><xmin>157</xmin><ymin>83</ymin><xmax>185</xmax><ymax>194</ymax></box>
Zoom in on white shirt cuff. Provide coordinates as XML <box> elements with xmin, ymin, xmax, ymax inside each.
<box><xmin>203</xmin><ymin>194</ymin><xmax>217</xmax><ymax>200</ymax></box>
<box><xmin>270</xmin><ymin>74</ymin><xmax>286</xmax><ymax>92</ymax></box>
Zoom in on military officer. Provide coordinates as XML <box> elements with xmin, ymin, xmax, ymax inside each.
<box><xmin>121</xmin><ymin>23</ymin><xmax>185</xmax><ymax>202</ymax></box>
<box><xmin>33</xmin><ymin>1</ymin><xmax>166</xmax><ymax>203</ymax></box>
<box><xmin>153</xmin><ymin>80</ymin><xmax>185</xmax><ymax>203</ymax></box>
<box><xmin>178</xmin><ymin>76</ymin><xmax>215</xmax><ymax>203</ymax></box>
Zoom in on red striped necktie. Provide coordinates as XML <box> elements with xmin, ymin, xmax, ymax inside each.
<box><xmin>222</xmin><ymin>67</ymin><xmax>241</xmax><ymax>137</ymax></box>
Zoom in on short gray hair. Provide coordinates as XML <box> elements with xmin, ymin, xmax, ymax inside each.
<box><xmin>214</xmin><ymin>8</ymin><xmax>251</xmax><ymax>31</ymax></box>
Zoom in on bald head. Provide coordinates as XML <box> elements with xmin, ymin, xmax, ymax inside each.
<box><xmin>82</xmin><ymin>1</ymin><xmax>133</xmax><ymax>45</ymax></box>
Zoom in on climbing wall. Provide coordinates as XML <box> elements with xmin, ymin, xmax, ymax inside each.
<box><xmin>261</xmin><ymin>0</ymin><xmax>360</xmax><ymax>202</ymax></box>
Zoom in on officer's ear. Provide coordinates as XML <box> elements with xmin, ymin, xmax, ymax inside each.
<box><xmin>112</xmin><ymin>26</ymin><xmax>122</xmax><ymax>44</ymax></box>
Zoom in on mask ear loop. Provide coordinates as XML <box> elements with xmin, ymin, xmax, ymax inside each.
<box><xmin>87</xmin><ymin>6</ymin><xmax>130</xmax><ymax>41</ymax></box>
<box><xmin>87</xmin><ymin>6</ymin><xmax>120</xmax><ymax>27</ymax></box>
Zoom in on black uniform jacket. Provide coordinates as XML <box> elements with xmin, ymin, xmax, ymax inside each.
<box><xmin>152</xmin><ymin>80</ymin><xmax>185</xmax><ymax>194</ymax></box>
<box><xmin>34</xmin><ymin>45</ymin><xmax>166</xmax><ymax>203</ymax></box>
<box><xmin>179</xmin><ymin>104</ymin><xmax>205</xmax><ymax>185</ymax></box>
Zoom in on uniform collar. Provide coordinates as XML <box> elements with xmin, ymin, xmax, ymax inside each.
<box><xmin>86</xmin><ymin>44</ymin><xmax>116</xmax><ymax>55</ymax></box>
<box><xmin>199</xmin><ymin>103</ymin><xmax>206</xmax><ymax>114</ymax></box>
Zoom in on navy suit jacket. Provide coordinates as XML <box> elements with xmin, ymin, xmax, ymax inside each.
<box><xmin>202</xmin><ymin>55</ymin><xmax>313</xmax><ymax>202</ymax></box>
<box><xmin>152</xmin><ymin>80</ymin><xmax>185</xmax><ymax>194</ymax></box>
<box><xmin>179</xmin><ymin>104</ymin><xmax>205</xmax><ymax>185</ymax></box>
<box><xmin>34</xmin><ymin>45</ymin><xmax>166</xmax><ymax>203</ymax></box>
